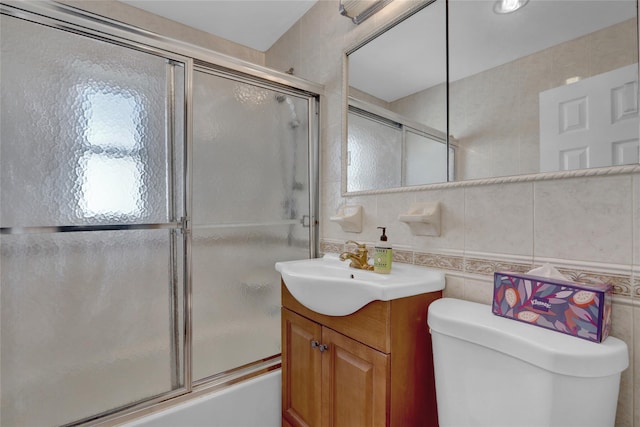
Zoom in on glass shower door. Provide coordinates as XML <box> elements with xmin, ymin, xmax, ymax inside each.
<box><xmin>191</xmin><ymin>68</ymin><xmax>313</xmax><ymax>381</ymax></box>
<box><xmin>0</xmin><ymin>15</ymin><xmax>186</xmax><ymax>426</ymax></box>
<box><xmin>1</xmin><ymin>4</ymin><xmax>320</xmax><ymax>425</ymax></box>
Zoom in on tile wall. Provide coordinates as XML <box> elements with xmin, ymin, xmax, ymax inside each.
<box><xmin>47</xmin><ymin>0</ymin><xmax>640</xmax><ymax>425</ymax></box>
<box><xmin>265</xmin><ymin>1</ymin><xmax>640</xmax><ymax>425</ymax></box>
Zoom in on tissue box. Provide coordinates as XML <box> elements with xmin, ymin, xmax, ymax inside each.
<box><xmin>492</xmin><ymin>272</ymin><xmax>612</xmax><ymax>343</ymax></box>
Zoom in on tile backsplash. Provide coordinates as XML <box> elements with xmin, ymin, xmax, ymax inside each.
<box><xmin>317</xmin><ymin>174</ymin><xmax>639</xmax><ymax>427</ymax></box>
<box><xmin>265</xmin><ymin>1</ymin><xmax>640</xmax><ymax>425</ymax></box>
<box><xmin>321</xmin><ymin>239</ymin><xmax>635</xmax><ymax>299</ymax></box>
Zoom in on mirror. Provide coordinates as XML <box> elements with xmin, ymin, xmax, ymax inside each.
<box><xmin>346</xmin><ymin>0</ymin><xmax>448</xmax><ymax>192</ymax></box>
<box><xmin>449</xmin><ymin>0</ymin><xmax>638</xmax><ymax>181</ymax></box>
<box><xmin>344</xmin><ymin>0</ymin><xmax>639</xmax><ymax>193</ymax></box>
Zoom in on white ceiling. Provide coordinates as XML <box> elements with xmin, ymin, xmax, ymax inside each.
<box><xmin>120</xmin><ymin>0</ymin><xmax>318</xmax><ymax>52</ymax></box>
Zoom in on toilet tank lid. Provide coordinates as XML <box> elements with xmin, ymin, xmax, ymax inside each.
<box><xmin>427</xmin><ymin>298</ymin><xmax>629</xmax><ymax>378</ymax></box>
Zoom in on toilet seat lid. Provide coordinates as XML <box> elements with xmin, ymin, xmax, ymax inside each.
<box><xmin>427</xmin><ymin>298</ymin><xmax>629</xmax><ymax>377</ymax></box>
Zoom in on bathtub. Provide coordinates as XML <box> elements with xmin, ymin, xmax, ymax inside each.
<box><xmin>122</xmin><ymin>370</ymin><xmax>281</xmax><ymax>427</ymax></box>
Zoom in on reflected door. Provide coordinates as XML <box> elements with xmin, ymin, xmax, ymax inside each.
<box><xmin>540</xmin><ymin>64</ymin><xmax>640</xmax><ymax>172</ymax></box>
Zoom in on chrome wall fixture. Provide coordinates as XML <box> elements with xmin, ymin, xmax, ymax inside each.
<box><xmin>339</xmin><ymin>0</ymin><xmax>393</xmax><ymax>24</ymax></box>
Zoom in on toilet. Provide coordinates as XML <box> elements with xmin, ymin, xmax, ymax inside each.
<box><xmin>428</xmin><ymin>298</ymin><xmax>629</xmax><ymax>427</ymax></box>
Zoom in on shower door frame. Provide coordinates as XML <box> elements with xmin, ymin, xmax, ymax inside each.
<box><xmin>0</xmin><ymin>1</ymin><xmax>321</xmax><ymax>425</ymax></box>
<box><xmin>188</xmin><ymin>61</ymin><xmax>319</xmax><ymax>388</ymax></box>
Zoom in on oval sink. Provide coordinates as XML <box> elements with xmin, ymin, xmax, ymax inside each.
<box><xmin>275</xmin><ymin>254</ymin><xmax>445</xmax><ymax>316</ymax></box>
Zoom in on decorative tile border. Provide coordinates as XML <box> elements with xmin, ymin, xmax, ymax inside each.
<box><xmin>319</xmin><ymin>239</ymin><xmax>635</xmax><ymax>298</ymax></box>
<box><xmin>414</xmin><ymin>252</ymin><xmax>464</xmax><ymax>271</ymax></box>
<box><xmin>556</xmin><ymin>268</ymin><xmax>632</xmax><ymax>297</ymax></box>
<box><xmin>320</xmin><ymin>240</ymin><xmax>344</xmax><ymax>255</ymax></box>
<box><xmin>464</xmin><ymin>257</ymin><xmax>532</xmax><ymax>276</ymax></box>
<box><xmin>393</xmin><ymin>249</ymin><xmax>414</xmax><ymax>264</ymax></box>
<box><xmin>321</xmin><ymin>241</ymin><xmax>415</xmax><ymax>264</ymax></box>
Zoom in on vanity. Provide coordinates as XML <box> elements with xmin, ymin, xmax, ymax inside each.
<box><xmin>276</xmin><ymin>256</ymin><xmax>444</xmax><ymax>427</ymax></box>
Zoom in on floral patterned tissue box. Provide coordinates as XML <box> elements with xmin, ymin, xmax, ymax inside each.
<box><xmin>492</xmin><ymin>272</ymin><xmax>612</xmax><ymax>343</ymax></box>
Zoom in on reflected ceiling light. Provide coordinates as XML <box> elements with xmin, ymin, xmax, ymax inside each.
<box><xmin>340</xmin><ymin>0</ymin><xmax>393</xmax><ymax>24</ymax></box>
<box><xmin>493</xmin><ymin>0</ymin><xmax>528</xmax><ymax>14</ymax></box>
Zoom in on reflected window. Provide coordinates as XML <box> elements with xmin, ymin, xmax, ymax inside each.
<box><xmin>347</xmin><ymin>104</ymin><xmax>453</xmax><ymax>192</ymax></box>
<box><xmin>79</xmin><ymin>87</ymin><xmax>143</xmax><ymax>219</ymax></box>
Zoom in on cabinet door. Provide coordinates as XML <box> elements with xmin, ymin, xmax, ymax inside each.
<box><xmin>282</xmin><ymin>309</ymin><xmax>322</xmax><ymax>427</ymax></box>
<box><xmin>322</xmin><ymin>328</ymin><xmax>390</xmax><ymax>427</ymax></box>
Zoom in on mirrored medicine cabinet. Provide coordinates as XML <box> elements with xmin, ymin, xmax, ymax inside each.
<box><xmin>344</xmin><ymin>0</ymin><xmax>639</xmax><ymax>194</ymax></box>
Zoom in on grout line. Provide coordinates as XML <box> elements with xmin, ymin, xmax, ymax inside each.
<box><xmin>531</xmin><ymin>180</ymin><xmax>536</xmax><ymax>268</ymax></box>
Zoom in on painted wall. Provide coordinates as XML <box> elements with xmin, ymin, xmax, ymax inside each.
<box><xmin>265</xmin><ymin>1</ymin><xmax>639</xmax><ymax>425</ymax></box>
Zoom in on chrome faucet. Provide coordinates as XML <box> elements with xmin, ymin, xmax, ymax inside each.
<box><xmin>339</xmin><ymin>240</ymin><xmax>374</xmax><ymax>270</ymax></box>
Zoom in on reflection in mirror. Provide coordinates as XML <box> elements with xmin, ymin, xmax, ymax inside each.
<box><xmin>344</xmin><ymin>0</ymin><xmax>639</xmax><ymax>193</ymax></box>
<box><xmin>449</xmin><ymin>0</ymin><xmax>638</xmax><ymax>180</ymax></box>
<box><xmin>346</xmin><ymin>0</ymin><xmax>447</xmax><ymax>192</ymax></box>
<box><xmin>347</xmin><ymin>98</ymin><xmax>453</xmax><ymax>192</ymax></box>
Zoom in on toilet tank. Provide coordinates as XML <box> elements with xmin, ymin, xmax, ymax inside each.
<box><xmin>427</xmin><ymin>298</ymin><xmax>628</xmax><ymax>427</ymax></box>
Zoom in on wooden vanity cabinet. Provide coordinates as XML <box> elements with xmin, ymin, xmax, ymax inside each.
<box><xmin>281</xmin><ymin>282</ymin><xmax>441</xmax><ymax>427</ymax></box>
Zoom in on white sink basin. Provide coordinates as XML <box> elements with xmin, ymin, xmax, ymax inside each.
<box><xmin>275</xmin><ymin>254</ymin><xmax>445</xmax><ymax>316</ymax></box>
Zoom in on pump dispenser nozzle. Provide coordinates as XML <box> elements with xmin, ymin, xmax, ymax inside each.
<box><xmin>377</xmin><ymin>226</ymin><xmax>387</xmax><ymax>241</ymax></box>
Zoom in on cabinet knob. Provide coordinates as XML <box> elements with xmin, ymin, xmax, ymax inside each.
<box><xmin>311</xmin><ymin>341</ymin><xmax>329</xmax><ymax>352</ymax></box>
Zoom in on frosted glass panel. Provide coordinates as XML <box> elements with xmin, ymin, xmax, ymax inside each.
<box><xmin>0</xmin><ymin>14</ymin><xmax>185</xmax><ymax>427</ymax></box>
<box><xmin>347</xmin><ymin>112</ymin><xmax>402</xmax><ymax>192</ymax></box>
<box><xmin>191</xmin><ymin>227</ymin><xmax>307</xmax><ymax>378</ymax></box>
<box><xmin>1</xmin><ymin>230</ymin><xmax>183</xmax><ymax>426</ymax></box>
<box><xmin>1</xmin><ymin>8</ymin><xmax>314</xmax><ymax>425</ymax></box>
<box><xmin>192</xmin><ymin>76</ymin><xmax>309</xmax><ymax>225</ymax></box>
<box><xmin>192</xmin><ymin>70</ymin><xmax>310</xmax><ymax>379</ymax></box>
<box><xmin>404</xmin><ymin>131</ymin><xmax>448</xmax><ymax>185</ymax></box>
<box><xmin>0</xmin><ymin>15</ymin><xmax>176</xmax><ymax>227</ymax></box>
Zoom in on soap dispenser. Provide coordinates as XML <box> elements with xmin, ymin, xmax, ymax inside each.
<box><xmin>374</xmin><ymin>226</ymin><xmax>392</xmax><ymax>274</ymax></box>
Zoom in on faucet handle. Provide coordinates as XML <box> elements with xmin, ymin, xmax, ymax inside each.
<box><xmin>345</xmin><ymin>240</ymin><xmax>366</xmax><ymax>249</ymax></box>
